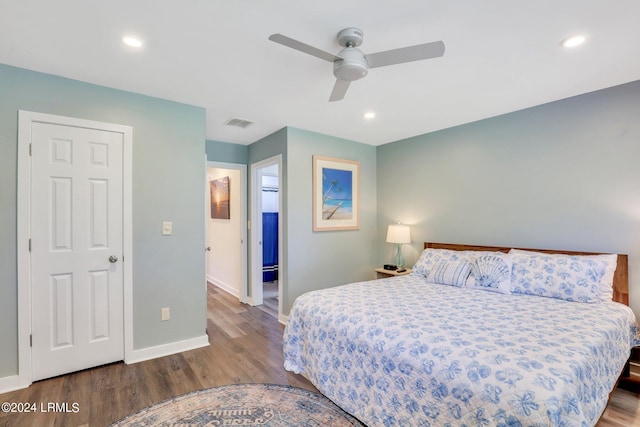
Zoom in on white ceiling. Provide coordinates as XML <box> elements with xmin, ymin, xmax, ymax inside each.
<box><xmin>2</xmin><ymin>1</ymin><xmax>639</xmax><ymax>146</ymax></box>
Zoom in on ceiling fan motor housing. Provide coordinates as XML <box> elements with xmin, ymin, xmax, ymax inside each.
<box><xmin>333</xmin><ymin>47</ymin><xmax>369</xmax><ymax>81</ymax></box>
<box><xmin>337</xmin><ymin>27</ymin><xmax>364</xmax><ymax>47</ymax></box>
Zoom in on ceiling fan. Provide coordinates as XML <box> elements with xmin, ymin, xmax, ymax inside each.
<box><xmin>268</xmin><ymin>27</ymin><xmax>445</xmax><ymax>102</ymax></box>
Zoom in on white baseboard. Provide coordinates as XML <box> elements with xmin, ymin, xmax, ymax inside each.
<box><xmin>0</xmin><ymin>374</ymin><xmax>31</xmax><ymax>394</ymax></box>
<box><xmin>278</xmin><ymin>314</ymin><xmax>288</xmax><ymax>326</ymax></box>
<box><xmin>0</xmin><ymin>335</ymin><xmax>210</xmax><ymax>392</ymax></box>
<box><xmin>126</xmin><ymin>334</ymin><xmax>210</xmax><ymax>365</ymax></box>
<box><xmin>207</xmin><ymin>275</ymin><xmax>240</xmax><ymax>298</ymax></box>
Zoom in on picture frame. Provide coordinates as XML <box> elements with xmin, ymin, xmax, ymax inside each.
<box><xmin>210</xmin><ymin>176</ymin><xmax>230</xmax><ymax>219</ymax></box>
<box><xmin>312</xmin><ymin>155</ymin><xmax>360</xmax><ymax>231</ymax></box>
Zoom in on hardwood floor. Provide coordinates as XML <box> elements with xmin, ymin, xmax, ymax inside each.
<box><xmin>600</xmin><ymin>386</ymin><xmax>640</xmax><ymax>426</ymax></box>
<box><xmin>0</xmin><ymin>284</ymin><xmax>314</xmax><ymax>427</ymax></box>
<box><xmin>257</xmin><ymin>280</ymin><xmax>278</xmax><ymax>320</ymax></box>
<box><xmin>1</xmin><ymin>282</ymin><xmax>638</xmax><ymax>426</ymax></box>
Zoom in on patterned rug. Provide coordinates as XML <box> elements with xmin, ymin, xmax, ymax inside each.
<box><xmin>110</xmin><ymin>383</ymin><xmax>365</xmax><ymax>426</ymax></box>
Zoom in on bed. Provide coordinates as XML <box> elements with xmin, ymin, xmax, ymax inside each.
<box><xmin>284</xmin><ymin>243</ymin><xmax>639</xmax><ymax>426</ymax></box>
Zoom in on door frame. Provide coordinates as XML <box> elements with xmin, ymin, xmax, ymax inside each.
<box><xmin>16</xmin><ymin>110</ymin><xmax>133</xmax><ymax>389</ymax></box>
<box><xmin>249</xmin><ymin>155</ymin><xmax>283</xmax><ymax>320</ymax></box>
<box><xmin>205</xmin><ymin>161</ymin><xmax>248</xmax><ymax>303</ymax></box>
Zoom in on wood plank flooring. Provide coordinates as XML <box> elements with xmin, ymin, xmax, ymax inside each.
<box><xmin>1</xmin><ymin>282</ymin><xmax>639</xmax><ymax>426</ymax></box>
<box><xmin>0</xmin><ymin>284</ymin><xmax>314</xmax><ymax>427</ymax></box>
<box><xmin>257</xmin><ymin>280</ymin><xmax>278</xmax><ymax>320</ymax></box>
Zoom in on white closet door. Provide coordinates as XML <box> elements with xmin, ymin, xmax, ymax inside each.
<box><xmin>31</xmin><ymin>121</ymin><xmax>124</xmax><ymax>381</ymax></box>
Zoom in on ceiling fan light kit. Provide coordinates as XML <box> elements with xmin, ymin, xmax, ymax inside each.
<box><xmin>269</xmin><ymin>27</ymin><xmax>445</xmax><ymax>102</ymax></box>
<box><xmin>333</xmin><ymin>48</ymin><xmax>368</xmax><ymax>81</ymax></box>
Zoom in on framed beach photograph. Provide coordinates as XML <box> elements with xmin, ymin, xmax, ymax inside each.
<box><xmin>312</xmin><ymin>155</ymin><xmax>360</xmax><ymax>231</ymax></box>
<box><xmin>210</xmin><ymin>176</ymin><xmax>230</xmax><ymax>219</ymax></box>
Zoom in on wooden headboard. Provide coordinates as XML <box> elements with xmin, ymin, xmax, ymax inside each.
<box><xmin>424</xmin><ymin>242</ymin><xmax>629</xmax><ymax>306</ymax></box>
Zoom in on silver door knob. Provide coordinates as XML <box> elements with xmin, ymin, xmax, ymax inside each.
<box><xmin>109</xmin><ymin>255</ymin><xmax>118</xmax><ymax>263</ymax></box>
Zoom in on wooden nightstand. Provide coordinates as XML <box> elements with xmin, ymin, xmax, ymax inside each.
<box><xmin>620</xmin><ymin>346</ymin><xmax>640</xmax><ymax>388</ymax></box>
<box><xmin>375</xmin><ymin>267</ymin><xmax>412</xmax><ymax>279</ymax></box>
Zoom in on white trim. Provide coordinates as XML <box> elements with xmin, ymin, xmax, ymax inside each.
<box><xmin>16</xmin><ymin>112</ymin><xmax>33</xmax><ymax>391</ymax></box>
<box><xmin>206</xmin><ymin>161</ymin><xmax>248</xmax><ymax>304</ymax></box>
<box><xmin>0</xmin><ymin>375</ymin><xmax>30</xmax><ymax>394</ymax></box>
<box><xmin>278</xmin><ymin>314</ymin><xmax>289</xmax><ymax>326</ymax></box>
<box><xmin>249</xmin><ymin>155</ymin><xmax>284</xmax><ymax>320</ymax></box>
<box><xmin>126</xmin><ymin>335</ymin><xmax>209</xmax><ymax>365</ymax></box>
<box><xmin>250</xmin><ymin>161</ymin><xmax>263</xmax><ymax>306</ymax></box>
<box><xmin>207</xmin><ymin>275</ymin><xmax>240</xmax><ymax>298</ymax></box>
<box><xmin>122</xmin><ymin>120</ymin><xmax>134</xmax><ymax>366</ymax></box>
<box><xmin>16</xmin><ymin>111</ymin><xmax>133</xmax><ymax>387</ymax></box>
<box><xmin>276</xmin><ymin>164</ymin><xmax>284</xmax><ymax>320</ymax></box>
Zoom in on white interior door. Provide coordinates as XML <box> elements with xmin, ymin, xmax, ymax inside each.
<box><xmin>30</xmin><ymin>121</ymin><xmax>124</xmax><ymax>381</ymax></box>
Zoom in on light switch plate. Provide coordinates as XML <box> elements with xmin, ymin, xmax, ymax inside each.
<box><xmin>162</xmin><ymin>221</ymin><xmax>173</xmax><ymax>235</ymax></box>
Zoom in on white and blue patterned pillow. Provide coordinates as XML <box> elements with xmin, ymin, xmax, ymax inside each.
<box><xmin>412</xmin><ymin>249</ymin><xmax>466</xmax><ymax>278</ymax></box>
<box><xmin>466</xmin><ymin>253</ymin><xmax>513</xmax><ymax>294</ymax></box>
<box><xmin>509</xmin><ymin>249</ymin><xmax>617</xmax><ymax>303</ymax></box>
<box><xmin>426</xmin><ymin>259</ymin><xmax>471</xmax><ymax>287</ymax></box>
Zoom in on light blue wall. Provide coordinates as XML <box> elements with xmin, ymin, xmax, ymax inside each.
<box><xmin>377</xmin><ymin>80</ymin><xmax>640</xmax><ymax>317</ymax></box>
<box><xmin>248</xmin><ymin>128</ymin><xmax>288</xmax><ymax>300</ymax></box>
<box><xmin>0</xmin><ymin>63</ymin><xmax>207</xmax><ymax>378</ymax></box>
<box><xmin>244</xmin><ymin>127</ymin><xmax>377</xmax><ymax>315</ymax></box>
<box><xmin>248</xmin><ymin>127</ymin><xmax>288</xmax><ymax>165</ymax></box>
<box><xmin>206</xmin><ymin>139</ymin><xmax>248</xmax><ymax>164</ymax></box>
<box><xmin>286</xmin><ymin>127</ymin><xmax>377</xmax><ymax>314</ymax></box>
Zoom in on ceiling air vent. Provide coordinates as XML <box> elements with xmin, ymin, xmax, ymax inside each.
<box><xmin>224</xmin><ymin>117</ymin><xmax>254</xmax><ymax>129</ymax></box>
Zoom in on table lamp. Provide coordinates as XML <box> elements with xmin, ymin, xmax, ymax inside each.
<box><xmin>386</xmin><ymin>224</ymin><xmax>411</xmax><ymax>268</ymax></box>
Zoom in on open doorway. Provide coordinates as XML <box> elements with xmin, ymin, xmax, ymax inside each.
<box><xmin>259</xmin><ymin>165</ymin><xmax>279</xmax><ymax>319</ymax></box>
<box><xmin>250</xmin><ymin>155</ymin><xmax>283</xmax><ymax>321</ymax></box>
<box><xmin>206</xmin><ymin>162</ymin><xmax>247</xmax><ymax>302</ymax></box>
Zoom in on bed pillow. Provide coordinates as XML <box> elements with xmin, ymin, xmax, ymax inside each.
<box><xmin>426</xmin><ymin>259</ymin><xmax>471</xmax><ymax>287</ymax></box>
<box><xmin>509</xmin><ymin>249</ymin><xmax>617</xmax><ymax>303</ymax></box>
<box><xmin>466</xmin><ymin>252</ymin><xmax>513</xmax><ymax>294</ymax></box>
<box><xmin>412</xmin><ymin>249</ymin><xmax>468</xmax><ymax>278</ymax></box>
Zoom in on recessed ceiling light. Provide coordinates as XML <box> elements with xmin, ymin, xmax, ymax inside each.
<box><xmin>122</xmin><ymin>35</ymin><xmax>143</xmax><ymax>48</ymax></box>
<box><xmin>561</xmin><ymin>35</ymin><xmax>586</xmax><ymax>48</ymax></box>
<box><xmin>364</xmin><ymin>111</ymin><xmax>376</xmax><ymax>120</ymax></box>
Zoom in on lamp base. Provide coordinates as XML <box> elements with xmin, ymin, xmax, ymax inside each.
<box><xmin>394</xmin><ymin>243</ymin><xmax>404</xmax><ymax>269</ymax></box>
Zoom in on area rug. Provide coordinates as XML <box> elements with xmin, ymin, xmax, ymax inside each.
<box><xmin>110</xmin><ymin>383</ymin><xmax>365</xmax><ymax>426</ymax></box>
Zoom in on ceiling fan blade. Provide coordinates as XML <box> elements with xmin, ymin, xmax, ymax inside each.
<box><xmin>329</xmin><ymin>79</ymin><xmax>351</xmax><ymax>102</ymax></box>
<box><xmin>269</xmin><ymin>33</ymin><xmax>342</xmax><ymax>63</ymax></box>
<box><xmin>366</xmin><ymin>40</ymin><xmax>445</xmax><ymax>68</ymax></box>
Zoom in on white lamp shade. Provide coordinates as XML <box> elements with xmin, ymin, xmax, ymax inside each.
<box><xmin>386</xmin><ymin>224</ymin><xmax>411</xmax><ymax>244</ymax></box>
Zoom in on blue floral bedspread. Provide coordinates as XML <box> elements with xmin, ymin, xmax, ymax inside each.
<box><xmin>283</xmin><ymin>274</ymin><xmax>638</xmax><ymax>427</ymax></box>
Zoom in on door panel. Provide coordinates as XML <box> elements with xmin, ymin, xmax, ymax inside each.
<box><xmin>51</xmin><ymin>177</ymin><xmax>73</xmax><ymax>250</ymax></box>
<box><xmin>89</xmin><ymin>269</ymin><xmax>111</xmax><ymax>341</ymax></box>
<box><xmin>89</xmin><ymin>179</ymin><xmax>109</xmax><ymax>247</ymax></box>
<box><xmin>51</xmin><ymin>273</ymin><xmax>74</xmax><ymax>348</ymax></box>
<box><xmin>31</xmin><ymin>122</ymin><xmax>124</xmax><ymax>381</ymax></box>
